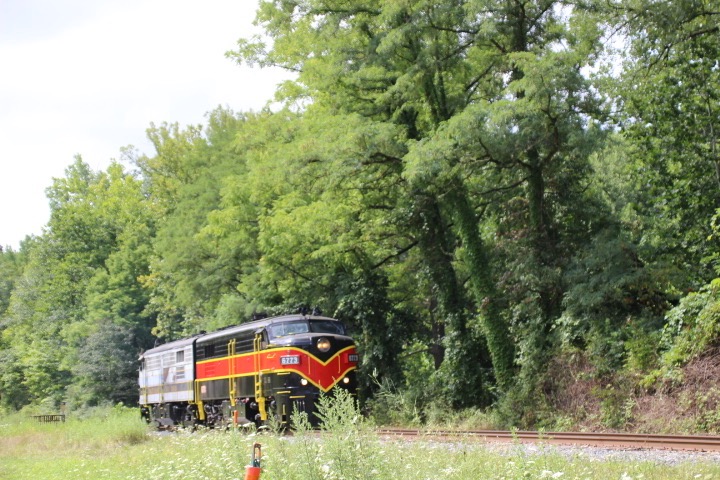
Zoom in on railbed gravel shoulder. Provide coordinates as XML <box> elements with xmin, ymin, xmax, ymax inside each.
<box><xmin>476</xmin><ymin>441</ymin><xmax>720</xmax><ymax>466</ymax></box>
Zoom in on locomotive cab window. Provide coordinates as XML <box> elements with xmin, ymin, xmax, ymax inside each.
<box><xmin>268</xmin><ymin>321</ymin><xmax>309</xmax><ymax>339</ymax></box>
<box><xmin>267</xmin><ymin>319</ymin><xmax>347</xmax><ymax>339</ymax></box>
<box><xmin>309</xmin><ymin>320</ymin><xmax>345</xmax><ymax>336</ymax></box>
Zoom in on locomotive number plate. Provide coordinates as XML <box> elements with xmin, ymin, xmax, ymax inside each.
<box><xmin>348</xmin><ymin>354</ymin><xmax>359</xmax><ymax>363</ymax></box>
<box><xmin>281</xmin><ymin>355</ymin><xmax>300</xmax><ymax>365</ymax></box>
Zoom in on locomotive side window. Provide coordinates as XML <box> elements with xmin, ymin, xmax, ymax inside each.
<box><xmin>235</xmin><ymin>331</ymin><xmax>255</xmax><ymax>353</ymax></box>
<box><xmin>309</xmin><ymin>320</ymin><xmax>345</xmax><ymax>336</ymax></box>
<box><xmin>176</xmin><ymin>350</ymin><xmax>184</xmax><ymax>363</ymax></box>
<box><xmin>213</xmin><ymin>341</ymin><xmax>228</xmax><ymax>358</ymax></box>
<box><xmin>146</xmin><ymin>357</ymin><xmax>161</xmax><ymax>370</ymax></box>
<box><xmin>162</xmin><ymin>352</ymin><xmax>174</xmax><ymax>366</ymax></box>
<box><xmin>199</xmin><ymin>341</ymin><xmax>229</xmax><ymax>360</ymax></box>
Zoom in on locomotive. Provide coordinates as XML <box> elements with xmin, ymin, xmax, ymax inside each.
<box><xmin>138</xmin><ymin>313</ymin><xmax>359</xmax><ymax>428</ymax></box>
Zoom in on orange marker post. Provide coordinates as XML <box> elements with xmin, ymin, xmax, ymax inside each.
<box><xmin>244</xmin><ymin>443</ymin><xmax>262</xmax><ymax>480</ymax></box>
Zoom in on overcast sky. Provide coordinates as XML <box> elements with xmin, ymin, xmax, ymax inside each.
<box><xmin>0</xmin><ymin>0</ymin><xmax>290</xmax><ymax>250</ymax></box>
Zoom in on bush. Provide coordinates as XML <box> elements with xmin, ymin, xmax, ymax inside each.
<box><xmin>661</xmin><ymin>281</ymin><xmax>720</xmax><ymax>366</ymax></box>
<box><xmin>264</xmin><ymin>388</ymin><xmax>387</xmax><ymax>480</ymax></box>
<box><xmin>364</xmin><ymin>376</ymin><xmax>425</xmax><ymax>426</ymax></box>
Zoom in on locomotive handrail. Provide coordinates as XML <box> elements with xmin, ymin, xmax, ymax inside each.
<box><xmin>228</xmin><ymin>339</ymin><xmax>237</xmax><ymax>408</ymax></box>
<box><xmin>253</xmin><ymin>333</ymin><xmax>267</xmax><ymax>421</ymax></box>
<box><xmin>194</xmin><ymin>380</ymin><xmax>206</xmax><ymax>421</ymax></box>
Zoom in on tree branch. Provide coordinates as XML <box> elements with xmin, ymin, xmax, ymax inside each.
<box><xmin>372</xmin><ymin>241</ymin><xmax>419</xmax><ymax>269</ymax></box>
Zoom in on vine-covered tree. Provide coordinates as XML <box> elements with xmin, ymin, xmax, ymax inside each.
<box><xmin>230</xmin><ymin>0</ymin><xmax>608</xmax><ymax>409</ymax></box>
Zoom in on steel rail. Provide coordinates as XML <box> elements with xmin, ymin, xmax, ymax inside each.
<box><xmin>376</xmin><ymin>428</ymin><xmax>720</xmax><ymax>451</ymax></box>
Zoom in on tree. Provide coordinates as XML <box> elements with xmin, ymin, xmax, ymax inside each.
<box><xmin>613</xmin><ymin>0</ymin><xmax>720</xmax><ymax>286</ymax></box>
<box><xmin>230</xmin><ymin>0</ymin><xmax>607</xmax><ymax>406</ymax></box>
<box><xmin>0</xmin><ymin>245</ymin><xmax>25</xmax><ymax>319</ymax></box>
<box><xmin>206</xmin><ymin>110</ymin><xmax>421</xmax><ymax>392</ymax></box>
<box><xmin>137</xmin><ymin>108</ymin><xmax>252</xmax><ymax>338</ymax></box>
<box><xmin>72</xmin><ymin>321</ymin><xmax>139</xmax><ymax>405</ymax></box>
<box><xmin>1</xmin><ymin>158</ymin><xmax>157</xmax><ymax>407</ymax></box>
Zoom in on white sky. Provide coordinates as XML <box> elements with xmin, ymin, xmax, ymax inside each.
<box><xmin>0</xmin><ymin>0</ymin><xmax>290</xmax><ymax>250</ymax></box>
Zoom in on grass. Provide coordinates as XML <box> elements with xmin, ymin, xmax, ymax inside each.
<box><xmin>1</xmin><ymin>396</ymin><xmax>720</xmax><ymax>479</ymax></box>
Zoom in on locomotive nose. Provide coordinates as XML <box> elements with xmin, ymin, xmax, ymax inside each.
<box><xmin>308</xmin><ymin>334</ymin><xmax>356</xmax><ymax>360</ymax></box>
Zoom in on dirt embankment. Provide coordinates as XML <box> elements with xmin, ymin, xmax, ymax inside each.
<box><xmin>543</xmin><ymin>350</ymin><xmax>720</xmax><ymax>434</ymax></box>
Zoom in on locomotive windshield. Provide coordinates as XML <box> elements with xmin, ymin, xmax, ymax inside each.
<box><xmin>309</xmin><ymin>320</ymin><xmax>345</xmax><ymax>335</ymax></box>
<box><xmin>267</xmin><ymin>319</ymin><xmax>346</xmax><ymax>339</ymax></box>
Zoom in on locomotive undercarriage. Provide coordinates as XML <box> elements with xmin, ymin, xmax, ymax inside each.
<box><xmin>141</xmin><ymin>398</ymin><xmax>265</xmax><ymax>429</ymax></box>
<box><xmin>141</xmin><ymin>402</ymin><xmax>197</xmax><ymax>429</ymax></box>
<box><xmin>140</xmin><ymin>395</ymin><xmax>323</xmax><ymax>430</ymax></box>
<box><xmin>141</xmin><ymin>371</ymin><xmax>356</xmax><ymax>429</ymax></box>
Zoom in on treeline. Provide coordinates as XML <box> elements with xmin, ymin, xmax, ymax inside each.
<box><xmin>2</xmin><ymin>0</ymin><xmax>720</xmax><ymax>428</ymax></box>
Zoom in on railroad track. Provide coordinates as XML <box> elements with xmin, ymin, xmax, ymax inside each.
<box><xmin>376</xmin><ymin>428</ymin><xmax>720</xmax><ymax>452</ymax></box>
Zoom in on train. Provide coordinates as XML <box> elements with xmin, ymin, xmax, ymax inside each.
<box><xmin>138</xmin><ymin>313</ymin><xmax>359</xmax><ymax>428</ymax></box>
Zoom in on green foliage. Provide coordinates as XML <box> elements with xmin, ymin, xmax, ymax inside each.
<box><xmin>70</xmin><ymin>321</ymin><xmax>139</xmax><ymax>407</ymax></box>
<box><xmin>559</xmin><ymin>229</ymin><xmax>669</xmax><ymax>375</ymax></box>
<box><xmin>0</xmin><ymin>158</ymin><xmax>156</xmax><ymax>408</ymax></box>
<box><xmin>334</xmin><ymin>272</ymin><xmax>409</xmax><ymax>398</ymax></box>
<box><xmin>0</xmin><ymin>346</ymin><xmax>29</xmax><ymax>411</ymax></box>
<box><xmin>659</xmin><ymin>282</ymin><xmax>720</xmax><ymax>368</ymax></box>
<box><xmin>364</xmin><ymin>376</ymin><xmax>426</xmax><ymax>426</ymax></box>
<box><xmin>314</xmin><ymin>389</ymin><xmax>375</xmax><ymax>477</ymax></box>
<box><xmin>625</xmin><ymin>329</ymin><xmax>662</xmax><ymax>373</ymax></box>
<box><xmin>0</xmin><ymin>246</ymin><xmax>25</xmax><ymax>317</ymax></box>
<box><xmin>595</xmin><ymin>383</ymin><xmax>637</xmax><ymax>430</ymax></box>
<box><xmin>615</xmin><ymin>0</ymin><xmax>720</xmax><ymax>286</ymax></box>
<box><xmin>268</xmin><ymin>389</ymin><xmax>383</xmax><ymax>480</ymax></box>
<box><xmin>139</xmin><ymin>108</ymin><xmax>251</xmax><ymax>338</ymax></box>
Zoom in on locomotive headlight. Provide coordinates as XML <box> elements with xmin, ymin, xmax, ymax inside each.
<box><xmin>317</xmin><ymin>337</ymin><xmax>331</xmax><ymax>352</ymax></box>
<box><xmin>300</xmin><ymin>378</ymin><xmax>308</xmax><ymax>386</ymax></box>
<box><xmin>342</xmin><ymin>377</ymin><xmax>350</xmax><ymax>384</ymax></box>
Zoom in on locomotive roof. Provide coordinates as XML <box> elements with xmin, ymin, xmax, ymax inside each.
<box><xmin>140</xmin><ymin>335</ymin><xmax>200</xmax><ymax>357</ymax></box>
<box><xmin>196</xmin><ymin>314</ymin><xmax>340</xmax><ymax>344</ymax></box>
<box><xmin>142</xmin><ymin>314</ymin><xmax>343</xmax><ymax>357</ymax></box>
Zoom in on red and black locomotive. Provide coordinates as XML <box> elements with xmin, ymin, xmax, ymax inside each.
<box><xmin>139</xmin><ymin>313</ymin><xmax>359</xmax><ymax>428</ymax></box>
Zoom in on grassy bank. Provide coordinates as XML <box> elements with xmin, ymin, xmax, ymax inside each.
<box><xmin>2</xmin><ymin>397</ymin><xmax>720</xmax><ymax>479</ymax></box>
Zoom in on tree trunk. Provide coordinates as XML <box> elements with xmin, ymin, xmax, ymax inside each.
<box><xmin>446</xmin><ymin>184</ymin><xmax>515</xmax><ymax>391</ymax></box>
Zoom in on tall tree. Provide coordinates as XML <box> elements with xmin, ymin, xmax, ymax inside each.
<box><xmin>613</xmin><ymin>0</ymin><xmax>720</xmax><ymax>285</ymax></box>
<box><xmin>204</xmin><ymin>109</ymin><xmax>420</xmax><ymax>392</ymax></box>
<box><xmin>0</xmin><ymin>246</ymin><xmax>25</xmax><ymax>319</ymax></box>
<box><xmin>1</xmin><ymin>158</ymin><xmax>157</xmax><ymax>407</ymax></box>
<box><xmin>231</xmin><ymin>0</ymin><xmax>606</xmax><ymax>404</ymax></box>
<box><xmin>137</xmin><ymin>108</ymin><xmax>252</xmax><ymax>338</ymax></box>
